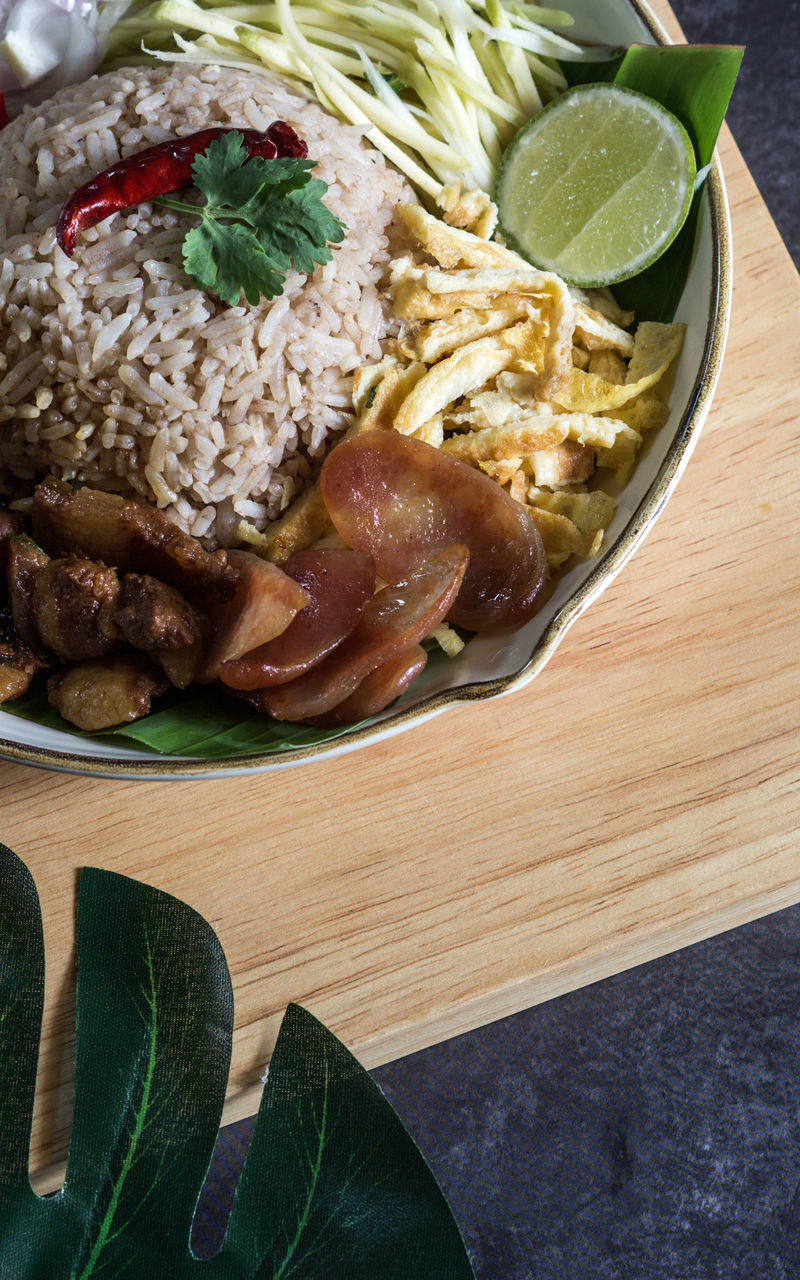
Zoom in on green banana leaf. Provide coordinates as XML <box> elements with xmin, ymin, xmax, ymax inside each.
<box><xmin>2</xmin><ymin>681</ymin><xmax>365</xmax><ymax>758</ymax></box>
<box><xmin>566</xmin><ymin>43</ymin><xmax>743</xmax><ymax>321</ymax></box>
<box><xmin>0</xmin><ymin>844</ymin><xmax>475</xmax><ymax>1278</ymax></box>
<box><xmin>2</xmin><ymin>635</ymin><xmax>454</xmax><ymax>759</ymax></box>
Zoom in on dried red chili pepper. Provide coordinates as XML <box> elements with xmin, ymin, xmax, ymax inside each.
<box><xmin>56</xmin><ymin>121</ymin><xmax>308</xmax><ymax>257</ymax></box>
<box><xmin>0</xmin><ymin>92</ymin><xmax>8</xmax><ymax>130</ymax></box>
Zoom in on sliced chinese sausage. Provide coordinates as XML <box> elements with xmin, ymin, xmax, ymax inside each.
<box><xmin>320</xmin><ymin>429</ymin><xmax>547</xmax><ymax>631</ymax></box>
<box><xmin>304</xmin><ymin>644</ymin><xmax>428</xmax><ymax>727</ymax></box>
<box><xmin>198</xmin><ymin>549</ymin><xmax>310</xmax><ymax>682</ymax></box>
<box><xmin>252</xmin><ymin>542</ymin><xmax>468</xmax><ymax>722</ymax></box>
<box><xmin>220</xmin><ymin>548</ymin><xmax>375</xmax><ymax>691</ymax></box>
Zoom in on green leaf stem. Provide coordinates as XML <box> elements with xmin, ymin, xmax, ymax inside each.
<box><xmin>0</xmin><ymin>844</ymin><xmax>475</xmax><ymax>1278</ymax></box>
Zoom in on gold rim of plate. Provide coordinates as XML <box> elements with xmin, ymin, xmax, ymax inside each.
<box><xmin>0</xmin><ymin>0</ymin><xmax>733</xmax><ymax>780</ymax></box>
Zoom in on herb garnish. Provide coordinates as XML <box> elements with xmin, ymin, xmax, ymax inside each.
<box><xmin>155</xmin><ymin>131</ymin><xmax>346</xmax><ymax>307</ymax></box>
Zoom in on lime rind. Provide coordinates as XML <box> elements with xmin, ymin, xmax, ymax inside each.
<box><xmin>493</xmin><ymin>82</ymin><xmax>697</xmax><ymax>289</ymax></box>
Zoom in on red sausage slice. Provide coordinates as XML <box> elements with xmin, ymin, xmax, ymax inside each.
<box><xmin>320</xmin><ymin>429</ymin><xmax>547</xmax><ymax>631</ymax></box>
<box><xmin>220</xmin><ymin>548</ymin><xmax>375</xmax><ymax>690</ymax></box>
<box><xmin>251</xmin><ymin>542</ymin><xmax>468</xmax><ymax>722</ymax></box>
<box><xmin>304</xmin><ymin>644</ymin><xmax>428</xmax><ymax>727</ymax></box>
<box><xmin>199</xmin><ymin>549</ymin><xmax>310</xmax><ymax>681</ymax></box>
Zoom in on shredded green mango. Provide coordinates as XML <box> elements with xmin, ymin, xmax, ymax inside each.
<box><xmin>100</xmin><ymin>0</ymin><xmax>589</xmax><ymax>193</ymax></box>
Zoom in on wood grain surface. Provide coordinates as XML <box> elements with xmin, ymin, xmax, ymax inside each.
<box><xmin>2</xmin><ymin>0</ymin><xmax>798</xmax><ymax>1186</ymax></box>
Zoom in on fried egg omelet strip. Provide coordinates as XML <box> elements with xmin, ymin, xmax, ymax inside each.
<box><xmin>250</xmin><ymin>191</ymin><xmax>685</xmax><ymax>596</ymax></box>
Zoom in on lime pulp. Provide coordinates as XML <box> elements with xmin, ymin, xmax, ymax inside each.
<box><xmin>493</xmin><ymin>83</ymin><xmax>697</xmax><ymax>288</ymax></box>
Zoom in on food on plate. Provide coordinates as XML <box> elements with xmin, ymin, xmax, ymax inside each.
<box><xmin>30</xmin><ymin>479</ymin><xmax>237</xmax><ymax>599</ymax></box>
<box><xmin>6</xmin><ymin>535</ymin><xmax>50</xmax><ymax>653</ymax></box>
<box><xmin>219</xmin><ymin>547</ymin><xmax>376</xmax><ymax>690</ymax></box>
<box><xmin>0</xmin><ymin>597</ymin><xmax>43</xmax><ymax>702</ymax></box>
<box><xmin>104</xmin><ymin>0</ymin><xmax>589</xmax><ymax>195</ymax></box>
<box><xmin>262</xmin><ymin>205</ymin><xmax>684</xmax><ymax>574</ymax></box>
<box><xmin>47</xmin><ymin>653</ymin><xmax>170</xmax><ymax>732</ymax></box>
<box><xmin>494</xmin><ymin>83</ymin><xmax>697</xmax><ymax>287</ymax></box>
<box><xmin>2</xmin><ymin>310</ymin><xmax>563</xmax><ymax>730</ymax></box>
<box><xmin>57</xmin><ymin>121</ymin><xmax>349</xmax><ymax>312</ymax></box>
<box><xmin>0</xmin><ymin>63</ymin><xmax>412</xmax><ymax>546</ymax></box>
<box><xmin>1</xmin><ymin>486</ymin><xmax>310</xmax><ymax>725</ymax></box>
<box><xmin>310</xmin><ymin>643</ymin><xmax>428</xmax><ymax>728</ymax></box>
<box><xmin>248</xmin><ymin>542</ymin><xmax>470</xmax><ymax>722</ymax></box>
<box><xmin>1</xmin><ymin>424</ymin><xmax>552</xmax><ymax>726</ymax></box>
<box><xmin>198</xmin><ymin>547</ymin><xmax>310</xmax><ymax>680</ymax></box>
<box><xmin>56</xmin><ymin>118</ymin><xmax>310</xmax><ymax>258</ymax></box>
<box><xmin>31</xmin><ymin>555</ymin><xmax>123</xmax><ymax>661</ymax></box>
<box><xmin>114</xmin><ymin>573</ymin><xmax>201</xmax><ymax>651</ymax></box>
<box><xmin>320</xmin><ymin>430</ymin><xmax>547</xmax><ymax>630</ymax></box>
<box><xmin>0</xmin><ymin>7</ymin><xmax>696</xmax><ymax>745</ymax></box>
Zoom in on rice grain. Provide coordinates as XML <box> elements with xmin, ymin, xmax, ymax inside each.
<box><xmin>0</xmin><ymin>63</ymin><xmax>411</xmax><ymax>545</ymax></box>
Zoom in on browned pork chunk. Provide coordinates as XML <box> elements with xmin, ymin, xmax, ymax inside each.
<box><xmin>32</xmin><ymin>556</ymin><xmax>121</xmax><ymax>662</ymax></box>
<box><xmin>0</xmin><ymin>602</ymin><xmax>45</xmax><ymax>703</ymax></box>
<box><xmin>114</xmin><ymin>574</ymin><xmax>201</xmax><ymax>651</ymax></box>
<box><xmin>47</xmin><ymin>654</ymin><xmax>169</xmax><ymax>730</ymax></box>
<box><xmin>32</xmin><ymin>482</ymin><xmax>237</xmax><ymax>602</ymax></box>
<box><xmin>0</xmin><ymin>511</ymin><xmax>23</xmax><ymax>575</ymax></box>
<box><xmin>7</xmin><ymin>537</ymin><xmax>50</xmax><ymax>653</ymax></box>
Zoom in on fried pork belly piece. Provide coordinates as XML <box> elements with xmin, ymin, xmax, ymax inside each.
<box><xmin>32</xmin><ymin>556</ymin><xmax>121</xmax><ymax>662</ymax></box>
<box><xmin>0</xmin><ymin>602</ymin><xmax>45</xmax><ymax>703</ymax></box>
<box><xmin>32</xmin><ymin>484</ymin><xmax>129</xmax><ymax>564</ymax></box>
<box><xmin>48</xmin><ymin>653</ymin><xmax>169</xmax><ymax>731</ymax></box>
<box><xmin>7</xmin><ymin>537</ymin><xmax>50</xmax><ymax>653</ymax></box>
<box><xmin>32</xmin><ymin>481</ymin><xmax>236</xmax><ymax>603</ymax></box>
<box><xmin>121</xmin><ymin>503</ymin><xmax>237</xmax><ymax>605</ymax></box>
<box><xmin>114</xmin><ymin>574</ymin><xmax>201</xmax><ymax>652</ymax></box>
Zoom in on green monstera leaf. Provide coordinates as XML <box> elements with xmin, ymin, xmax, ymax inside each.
<box><xmin>0</xmin><ymin>844</ymin><xmax>475</xmax><ymax>1279</ymax></box>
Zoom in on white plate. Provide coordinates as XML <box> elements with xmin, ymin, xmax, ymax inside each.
<box><xmin>0</xmin><ymin>0</ymin><xmax>731</xmax><ymax>779</ymax></box>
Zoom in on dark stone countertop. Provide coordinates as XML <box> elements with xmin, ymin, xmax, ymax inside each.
<box><xmin>193</xmin><ymin>2</ymin><xmax>800</xmax><ymax>1274</ymax></box>
<box><xmin>670</xmin><ymin>0</ymin><xmax>799</xmax><ymax>266</ymax></box>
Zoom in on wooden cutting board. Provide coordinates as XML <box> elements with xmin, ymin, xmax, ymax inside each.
<box><xmin>2</xmin><ymin>0</ymin><xmax>798</xmax><ymax>1186</ymax></box>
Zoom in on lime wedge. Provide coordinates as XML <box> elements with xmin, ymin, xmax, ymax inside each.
<box><xmin>494</xmin><ymin>83</ymin><xmax>697</xmax><ymax>288</ymax></box>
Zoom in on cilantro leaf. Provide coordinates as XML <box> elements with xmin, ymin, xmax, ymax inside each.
<box><xmin>244</xmin><ymin>177</ymin><xmax>348</xmax><ymax>276</ymax></box>
<box><xmin>190</xmin><ymin>131</ymin><xmax>266</xmax><ymax>211</ymax></box>
<box><xmin>171</xmin><ymin>131</ymin><xmax>347</xmax><ymax>308</ymax></box>
<box><xmin>183</xmin><ymin>220</ymin><xmax>285</xmax><ymax>308</ymax></box>
<box><xmin>244</xmin><ymin>153</ymin><xmax>318</xmax><ymax>191</ymax></box>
